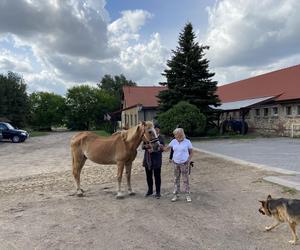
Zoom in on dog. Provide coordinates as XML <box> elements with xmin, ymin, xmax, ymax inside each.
<box><xmin>259</xmin><ymin>194</ymin><xmax>300</xmax><ymax>245</ymax></box>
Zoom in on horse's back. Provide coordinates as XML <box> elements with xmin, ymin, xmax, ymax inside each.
<box><xmin>70</xmin><ymin>131</ymin><xmax>97</xmax><ymax>146</ymax></box>
<box><xmin>70</xmin><ymin>131</ymin><xmax>122</xmax><ymax>164</ymax></box>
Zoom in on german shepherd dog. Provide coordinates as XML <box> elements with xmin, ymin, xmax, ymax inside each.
<box><xmin>259</xmin><ymin>194</ymin><xmax>300</xmax><ymax>245</ymax></box>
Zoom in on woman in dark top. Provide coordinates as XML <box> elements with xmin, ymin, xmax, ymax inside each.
<box><xmin>142</xmin><ymin>124</ymin><xmax>165</xmax><ymax>199</ymax></box>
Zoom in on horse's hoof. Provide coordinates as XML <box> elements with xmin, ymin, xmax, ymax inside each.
<box><xmin>116</xmin><ymin>193</ymin><xmax>125</xmax><ymax>199</ymax></box>
<box><xmin>128</xmin><ymin>191</ymin><xmax>136</xmax><ymax>196</ymax></box>
<box><xmin>76</xmin><ymin>190</ymin><xmax>84</xmax><ymax>197</ymax></box>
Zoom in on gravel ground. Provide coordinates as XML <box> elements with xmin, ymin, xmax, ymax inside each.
<box><xmin>0</xmin><ymin>132</ymin><xmax>299</xmax><ymax>250</ymax></box>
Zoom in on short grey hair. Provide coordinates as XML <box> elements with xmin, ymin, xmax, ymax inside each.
<box><xmin>173</xmin><ymin>128</ymin><xmax>186</xmax><ymax>138</ymax></box>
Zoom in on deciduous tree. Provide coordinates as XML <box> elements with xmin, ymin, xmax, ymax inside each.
<box><xmin>28</xmin><ymin>92</ymin><xmax>66</xmax><ymax>130</ymax></box>
<box><xmin>0</xmin><ymin>72</ymin><xmax>28</xmax><ymax>127</ymax></box>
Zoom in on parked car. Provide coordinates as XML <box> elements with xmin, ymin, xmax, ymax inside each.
<box><xmin>0</xmin><ymin>122</ymin><xmax>29</xmax><ymax>143</ymax></box>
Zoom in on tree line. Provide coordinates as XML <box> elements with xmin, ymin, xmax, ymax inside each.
<box><xmin>0</xmin><ymin>72</ymin><xmax>136</xmax><ymax>131</ymax></box>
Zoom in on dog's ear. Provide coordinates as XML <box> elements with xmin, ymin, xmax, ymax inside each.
<box><xmin>259</xmin><ymin>200</ymin><xmax>265</xmax><ymax>205</ymax></box>
<box><xmin>267</xmin><ymin>194</ymin><xmax>272</xmax><ymax>200</ymax></box>
<box><xmin>141</xmin><ymin>121</ymin><xmax>146</xmax><ymax>126</ymax></box>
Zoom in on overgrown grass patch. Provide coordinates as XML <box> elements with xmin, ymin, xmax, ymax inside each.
<box><xmin>29</xmin><ymin>131</ymin><xmax>50</xmax><ymax>137</ymax></box>
<box><xmin>92</xmin><ymin>130</ymin><xmax>111</xmax><ymax>137</ymax></box>
<box><xmin>281</xmin><ymin>187</ymin><xmax>297</xmax><ymax>195</ymax></box>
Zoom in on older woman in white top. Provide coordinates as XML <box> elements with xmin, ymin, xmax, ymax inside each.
<box><xmin>164</xmin><ymin>128</ymin><xmax>193</xmax><ymax>202</ymax></box>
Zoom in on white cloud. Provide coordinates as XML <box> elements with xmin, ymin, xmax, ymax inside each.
<box><xmin>108</xmin><ymin>10</ymin><xmax>153</xmax><ymax>48</ymax></box>
<box><xmin>203</xmin><ymin>0</ymin><xmax>300</xmax><ymax>84</ymax></box>
<box><xmin>2</xmin><ymin>0</ymin><xmax>298</xmax><ymax>94</ymax></box>
<box><xmin>116</xmin><ymin>33</ymin><xmax>170</xmax><ymax>84</ymax></box>
<box><xmin>0</xmin><ymin>49</ymin><xmax>33</xmax><ymax>72</ymax></box>
<box><xmin>0</xmin><ymin>1</ymin><xmax>169</xmax><ymax>94</ymax></box>
<box><xmin>108</xmin><ymin>10</ymin><xmax>153</xmax><ymax>34</ymax></box>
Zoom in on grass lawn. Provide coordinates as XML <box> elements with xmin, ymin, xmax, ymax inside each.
<box><xmin>29</xmin><ymin>130</ymin><xmax>111</xmax><ymax>137</ymax></box>
<box><xmin>29</xmin><ymin>131</ymin><xmax>50</xmax><ymax>137</ymax></box>
<box><xmin>91</xmin><ymin>130</ymin><xmax>111</xmax><ymax>137</ymax></box>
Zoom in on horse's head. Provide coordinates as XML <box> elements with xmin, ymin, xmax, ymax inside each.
<box><xmin>141</xmin><ymin>121</ymin><xmax>160</xmax><ymax>151</ymax></box>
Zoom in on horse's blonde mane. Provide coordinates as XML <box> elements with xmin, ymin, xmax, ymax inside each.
<box><xmin>119</xmin><ymin>121</ymin><xmax>154</xmax><ymax>142</ymax></box>
<box><xmin>121</xmin><ymin>124</ymin><xmax>139</xmax><ymax>142</ymax></box>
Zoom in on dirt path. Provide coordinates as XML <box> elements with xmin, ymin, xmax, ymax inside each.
<box><xmin>0</xmin><ymin>133</ymin><xmax>299</xmax><ymax>249</ymax></box>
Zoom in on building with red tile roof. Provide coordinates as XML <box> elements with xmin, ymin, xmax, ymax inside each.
<box><xmin>217</xmin><ymin>64</ymin><xmax>300</xmax><ymax>103</ymax></box>
<box><xmin>121</xmin><ymin>86</ymin><xmax>167</xmax><ymax>128</ymax></box>
<box><xmin>216</xmin><ymin>64</ymin><xmax>300</xmax><ymax>136</ymax></box>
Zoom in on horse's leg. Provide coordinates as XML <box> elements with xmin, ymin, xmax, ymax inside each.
<box><xmin>116</xmin><ymin>162</ymin><xmax>125</xmax><ymax>199</ymax></box>
<box><xmin>72</xmin><ymin>148</ymin><xmax>87</xmax><ymax>196</ymax></box>
<box><xmin>125</xmin><ymin>162</ymin><xmax>135</xmax><ymax>195</ymax></box>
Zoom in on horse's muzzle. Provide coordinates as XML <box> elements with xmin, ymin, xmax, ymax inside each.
<box><xmin>150</xmin><ymin>138</ymin><xmax>160</xmax><ymax>151</ymax></box>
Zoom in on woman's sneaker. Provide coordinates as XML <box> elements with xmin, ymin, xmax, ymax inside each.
<box><xmin>171</xmin><ymin>195</ymin><xmax>178</xmax><ymax>202</ymax></box>
<box><xmin>186</xmin><ymin>195</ymin><xmax>192</xmax><ymax>202</ymax></box>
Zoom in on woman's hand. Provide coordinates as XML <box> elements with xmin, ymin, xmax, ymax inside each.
<box><xmin>185</xmin><ymin>157</ymin><xmax>191</xmax><ymax>165</ymax></box>
<box><xmin>147</xmin><ymin>148</ymin><xmax>153</xmax><ymax>153</ymax></box>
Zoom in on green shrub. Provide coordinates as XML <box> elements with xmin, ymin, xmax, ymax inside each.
<box><xmin>157</xmin><ymin>101</ymin><xmax>206</xmax><ymax>136</ymax></box>
<box><xmin>206</xmin><ymin>127</ymin><xmax>219</xmax><ymax>137</ymax></box>
<box><xmin>96</xmin><ymin>121</ymin><xmax>114</xmax><ymax>134</ymax></box>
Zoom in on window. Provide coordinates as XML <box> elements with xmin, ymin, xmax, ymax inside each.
<box><xmin>272</xmin><ymin>107</ymin><xmax>278</xmax><ymax>116</ymax></box>
<box><xmin>255</xmin><ymin>109</ymin><xmax>260</xmax><ymax>116</ymax></box>
<box><xmin>0</xmin><ymin>124</ymin><xmax>7</xmax><ymax>131</ymax></box>
<box><xmin>297</xmin><ymin>105</ymin><xmax>300</xmax><ymax>115</ymax></box>
<box><xmin>286</xmin><ymin>106</ymin><xmax>292</xmax><ymax>116</ymax></box>
<box><xmin>264</xmin><ymin>108</ymin><xmax>269</xmax><ymax>117</ymax></box>
<box><xmin>130</xmin><ymin>114</ymin><xmax>133</xmax><ymax>126</ymax></box>
<box><xmin>135</xmin><ymin>114</ymin><xmax>137</xmax><ymax>125</ymax></box>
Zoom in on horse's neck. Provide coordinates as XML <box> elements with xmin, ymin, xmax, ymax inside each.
<box><xmin>126</xmin><ymin>127</ymin><xmax>143</xmax><ymax>150</ymax></box>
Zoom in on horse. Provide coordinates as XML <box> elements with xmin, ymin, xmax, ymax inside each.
<box><xmin>70</xmin><ymin>121</ymin><xmax>160</xmax><ymax>198</ymax></box>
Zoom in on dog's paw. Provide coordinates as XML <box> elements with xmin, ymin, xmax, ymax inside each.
<box><xmin>264</xmin><ymin>226</ymin><xmax>272</xmax><ymax>231</ymax></box>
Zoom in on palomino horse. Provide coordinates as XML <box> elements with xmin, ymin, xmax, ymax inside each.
<box><xmin>70</xmin><ymin>121</ymin><xmax>160</xmax><ymax>198</ymax></box>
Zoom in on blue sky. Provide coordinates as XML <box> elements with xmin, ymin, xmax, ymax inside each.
<box><xmin>0</xmin><ymin>0</ymin><xmax>300</xmax><ymax>95</ymax></box>
<box><xmin>106</xmin><ymin>0</ymin><xmax>210</xmax><ymax>46</ymax></box>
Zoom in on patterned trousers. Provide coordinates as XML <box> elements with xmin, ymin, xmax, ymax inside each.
<box><xmin>173</xmin><ymin>162</ymin><xmax>190</xmax><ymax>194</ymax></box>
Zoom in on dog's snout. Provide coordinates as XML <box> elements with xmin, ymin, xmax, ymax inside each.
<box><xmin>258</xmin><ymin>208</ymin><xmax>265</xmax><ymax>215</ymax></box>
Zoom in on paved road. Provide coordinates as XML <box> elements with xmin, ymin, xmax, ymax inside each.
<box><xmin>193</xmin><ymin>137</ymin><xmax>300</xmax><ymax>173</ymax></box>
<box><xmin>193</xmin><ymin>137</ymin><xmax>300</xmax><ymax>191</ymax></box>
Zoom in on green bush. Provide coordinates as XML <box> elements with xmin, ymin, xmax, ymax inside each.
<box><xmin>157</xmin><ymin>101</ymin><xmax>206</xmax><ymax>136</ymax></box>
<box><xmin>96</xmin><ymin>121</ymin><xmax>114</xmax><ymax>134</ymax></box>
<box><xmin>206</xmin><ymin>127</ymin><xmax>219</xmax><ymax>137</ymax></box>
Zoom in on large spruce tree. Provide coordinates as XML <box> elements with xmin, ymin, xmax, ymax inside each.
<box><xmin>158</xmin><ymin>22</ymin><xmax>220</xmax><ymax>121</ymax></box>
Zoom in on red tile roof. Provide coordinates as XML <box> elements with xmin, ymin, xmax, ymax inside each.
<box><xmin>123</xmin><ymin>86</ymin><xmax>167</xmax><ymax>108</ymax></box>
<box><xmin>217</xmin><ymin>64</ymin><xmax>300</xmax><ymax>103</ymax></box>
